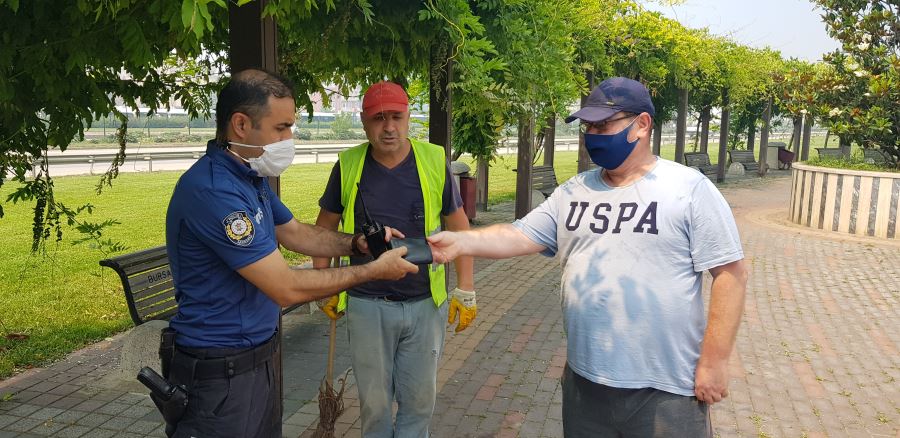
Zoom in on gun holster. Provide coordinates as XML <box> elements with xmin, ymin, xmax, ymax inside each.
<box><xmin>159</xmin><ymin>326</ymin><xmax>176</xmax><ymax>379</ymax></box>
<box><xmin>138</xmin><ymin>366</ymin><xmax>189</xmax><ymax>426</ymax></box>
<box><xmin>139</xmin><ymin>326</ymin><xmax>187</xmax><ymax>427</ymax></box>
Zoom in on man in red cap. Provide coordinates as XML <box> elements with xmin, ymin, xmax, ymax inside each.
<box><xmin>312</xmin><ymin>81</ymin><xmax>475</xmax><ymax>437</ymax></box>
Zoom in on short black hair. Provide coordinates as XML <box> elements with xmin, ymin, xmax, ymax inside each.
<box><xmin>215</xmin><ymin>69</ymin><xmax>295</xmax><ymax>143</ymax></box>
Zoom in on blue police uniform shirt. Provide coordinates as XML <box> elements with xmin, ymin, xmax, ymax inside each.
<box><xmin>166</xmin><ymin>140</ymin><xmax>293</xmax><ymax>348</ymax></box>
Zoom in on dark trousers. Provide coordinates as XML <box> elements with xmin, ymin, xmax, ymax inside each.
<box><xmin>166</xmin><ymin>344</ymin><xmax>280</xmax><ymax>438</ymax></box>
<box><xmin>562</xmin><ymin>364</ymin><xmax>712</xmax><ymax>438</ymax></box>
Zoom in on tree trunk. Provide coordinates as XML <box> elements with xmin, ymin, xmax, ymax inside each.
<box><xmin>543</xmin><ymin>114</ymin><xmax>556</xmax><ymax>167</ymax></box>
<box><xmin>757</xmin><ymin>97</ymin><xmax>772</xmax><ymax>176</ymax></box>
<box><xmin>577</xmin><ymin>71</ymin><xmax>595</xmax><ymax>173</ymax></box>
<box><xmin>791</xmin><ymin>116</ymin><xmax>802</xmax><ymax>160</ymax></box>
<box><xmin>716</xmin><ymin>89</ymin><xmax>730</xmax><ymax>183</ymax></box>
<box><xmin>694</xmin><ymin>115</ymin><xmax>702</xmax><ymax>151</ymax></box>
<box><xmin>652</xmin><ymin>119</ymin><xmax>662</xmax><ymax>156</ymax></box>
<box><xmin>800</xmin><ymin>115</ymin><xmax>812</xmax><ymax>161</ymax></box>
<box><xmin>747</xmin><ymin>118</ymin><xmax>757</xmax><ymax>152</ymax></box>
<box><xmin>699</xmin><ymin>107</ymin><xmax>711</xmax><ymax>154</ymax></box>
<box><xmin>515</xmin><ymin>114</ymin><xmax>535</xmax><ymax>219</ymax></box>
<box><xmin>674</xmin><ymin>88</ymin><xmax>689</xmax><ymax>164</ymax></box>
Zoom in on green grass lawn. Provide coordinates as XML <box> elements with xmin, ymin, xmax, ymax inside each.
<box><xmin>0</xmin><ymin>137</ymin><xmax>836</xmax><ymax>379</ymax></box>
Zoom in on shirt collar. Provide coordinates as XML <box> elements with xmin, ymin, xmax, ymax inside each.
<box><xmin>206</xmin><ymin>139</ymin><xmax>260</xmax><ymax>179</ymax></box>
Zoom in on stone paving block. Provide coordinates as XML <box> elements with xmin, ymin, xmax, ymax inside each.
<box><xmin>30</xmin><ymin>407</ymin><xmax>65</xmax><ymax>421</ymax></box>
<box><xmin>46</xmin><ymin>384</ymin><xmax>80</xmax><ymax>397</ymax></box>
<box><xmin>6</xmin><ymin>417</ymin><xmax>43</xmax><ymax>433</ymax></box>
<box><xmin>53</xmin><ymin>424</ymin><xmax>92</xmax><ymax>438</ymax></box>
<box><xmin>94</xmin><ymin>401</ymin><xmax>130</xmax><ymax>416</ymax></box>
<box><xmin>71</xmin><ymin>399</ymin><xmax>105</xmax><ymax>412</ymax></box>
<box><xmin>282</xmin><ymin>423</ymin><xmax>307</xmax><ymax>438</ymax></box>
<box><xmin>125</xmin><ymin>419</ymin><xmax>160</xmax><ymax>434</ymax></box>
<box><xmin>48</xmin><ymin>396</ymin><xmax>86</xmax><ymax>410</ymax></box>
<box><xmin>50</xmin><ymin>409</ymin><xmax>87</xmax><ymax>425</ymax></box>
<box><xmin>25</xmin><ymin>419</ymin><xmax>68</xmax><ymax>436</ymax></box>
<box><xmin>285</xmin><ymin>411</ymin><xmax>317</xmax><ymax>427</ymax></box>
<box><xmin>74</xmin><ymin>412</ymin><xmax>113</xmax><ymax>428</ymax></box>
<box><xmin>541</xmin><ymin>417</ymin><xmax>563</xmax><ymax>437</ymax></box>
<box><xmin>97</xmin><ymin>414</ymin><xmax>136</xmax><ymax>430</ymax></box>
<box><xmin>119</xmin><ymin>404</ymin><xmax>154</xmax><ymax>419</ymax></box>
<box><xmin>24</xmin><ymin>394</ymin><xmax>61</xmax><ymax>408</ymax></box>
<box><xmin>6</xmin><ymin>404</ymin><xmax>39</xmax><ymax>418</ymax></box>
<box><xmin>114</xmin><ymin>393</ymin><xmax>148</xmax><ymax>405</ymax></box>
<box><xmin>0</xmin><ymin>416</ymin><xmax>15</xmax><ymax>429</ymax></box>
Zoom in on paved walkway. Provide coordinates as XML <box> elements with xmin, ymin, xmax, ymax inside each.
<box><xmin>1</xmin><ymin>171</ymin><xmax>898</xmax><ymax>437</ymax></box>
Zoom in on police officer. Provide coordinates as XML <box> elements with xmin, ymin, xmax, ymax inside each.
<box><xmin>163</xmin><ymin>69</ymin><xmax>417</xmax><ymax>438</ymax></box>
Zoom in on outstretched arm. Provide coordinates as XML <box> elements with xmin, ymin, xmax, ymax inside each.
<box><xmin>428</xmin><ymin>223</ymin><xmax>546</xmax><ymax>263</ymax></box>
<box><xmin>443</xmin><ymin>208</ymin><xmax>474</xmax><ymax>290</ymax></box>
<box><xmin>237</xmin><ymin>246</ymin><xmax>417</xmax><ymax>307</ymax></box>
<box><xmin>276</xmin><ymin>218</ymin><xmax>353</xmax><ymax>258</ymax></box>
<box><xmin>694</xmin><ymin>259</ymin><xmax>748</xmax><ymax>404</ymax></box>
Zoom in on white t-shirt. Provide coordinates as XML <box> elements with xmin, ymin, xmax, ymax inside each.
<box><xmin>513</xmin><ymin>158</ymin><xmax>744</xmax><ymax>396</ymax></box>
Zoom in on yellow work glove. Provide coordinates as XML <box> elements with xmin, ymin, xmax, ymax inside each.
<box><xmin>316</xmin><ymin>296</ymin><xmax>344</xmax><ymax>321</ymax></box>
<box><xmin>447</xmin><ymin>288</ymin><xmax>477</xmax><ymax>332</ymax></box>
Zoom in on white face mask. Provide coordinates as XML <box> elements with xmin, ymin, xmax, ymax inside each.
<box><xmin>228</xmin><ymin>139</ymin><xmax>295</xmax><ymax>177</ymax></box>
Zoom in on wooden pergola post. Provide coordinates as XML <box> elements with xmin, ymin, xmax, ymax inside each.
<box><xmin>716</xmin><ymin>88</ymin><xmax>730</xmax><ymax>183</ymax></box>
<box><xmin>227</xmin><ymin>0</ymin><xmax>283</xmax><ymax>429</ymax></box>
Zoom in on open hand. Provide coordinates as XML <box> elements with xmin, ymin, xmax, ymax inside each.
<box><xmin>426</xmin><ymin>231</ymin><xmax>462</xmax><ymax>264</ymax></box>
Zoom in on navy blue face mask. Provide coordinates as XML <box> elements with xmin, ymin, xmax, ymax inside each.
<box><xmin>584</xmin><ymin>118</ymin><xmax>638</xmax><ymax>170</ymax></box>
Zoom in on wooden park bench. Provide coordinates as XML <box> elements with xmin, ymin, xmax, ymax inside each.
<box><xmin>863</xmin><ymin>148</ymin><xmax>889</xmax><ymax>165</ymax></box>
<box><xmin>728</xmin><ymin>150</ymin><xmax>760</xmax><ymax>172</ymax></box>
<box><xmin>816</xmin><ymin>148</ymin><xmax>844</xmax><ymax>159</ymax></box>
<box><xmin>100</xmin><ymin>246</ymin><xmax>305</xmax><ymax>326</ymax></box>
<box><xmin>513</xmin><ymin>165</ymin><xmax>560</xmax><ymax>199</ymax></box>
<box><xmin>683</xmin><ymin>152</ymin><xmax>717</xmax><ymax>178</ymax></box>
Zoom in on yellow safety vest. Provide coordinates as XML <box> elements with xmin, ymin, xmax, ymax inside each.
<box><xmin>336</xmin><ymin>139</ymin><xmax>447</xmax><ymax>311</ymax></box>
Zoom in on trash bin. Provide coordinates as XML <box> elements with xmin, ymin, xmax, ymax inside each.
<box><xmin>766</xmin><ymin>145</ymin><xmax>779</xmax><ymax>171</ymax></box>
<box><xmin>450</xmin><ymin>161</ymin><xmax>476</xmax><ymax>220</ymax></box>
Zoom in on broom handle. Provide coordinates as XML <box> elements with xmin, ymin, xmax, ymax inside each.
<box><xmin>326</xmin><ymin>256</ymin><xmax>338</xmax><ymax>384</ymax></box>
<box><xmin>326</xmin><ymin>317</ymin><xmax>336</xmax><ymax>383</ymax></box>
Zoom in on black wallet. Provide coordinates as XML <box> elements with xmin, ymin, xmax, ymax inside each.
<box><xmin>390</xmin><ymin>238</ymin><xmax>433</xmax><ymax>265</ymax></box>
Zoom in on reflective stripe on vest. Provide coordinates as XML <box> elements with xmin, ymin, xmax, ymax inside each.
<box><xmin>335</xmin><ymin>139</ymin><xmax>447</xmax><ymax>311</ymax></box>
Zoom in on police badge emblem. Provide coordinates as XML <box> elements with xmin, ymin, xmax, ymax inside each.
<box><xmin>223</xmin><ymin>211</ymin><xmax>255</xmax><ymax>246</ymax></box>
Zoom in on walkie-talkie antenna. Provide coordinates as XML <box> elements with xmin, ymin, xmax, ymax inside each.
<box><xmin>356</xmin><ymin>183</ymin><xmax>375</xmax><ymax>223</ymax></box>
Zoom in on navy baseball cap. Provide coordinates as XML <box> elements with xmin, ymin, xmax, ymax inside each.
<box><xmin>565</xmin><ymin>77</ymin><xmax>656</xmax><ymax>123</ymax></box>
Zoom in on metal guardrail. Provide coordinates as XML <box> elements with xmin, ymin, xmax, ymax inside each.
<box><xmin>38</xmin><ymin>145</ymin><xmax>354</xmax><ymax>175</ymax></box>
<box><xmin>38</xmin><ymin>131</ymin><xmax>817</xmax><ymax>175</ymax></box>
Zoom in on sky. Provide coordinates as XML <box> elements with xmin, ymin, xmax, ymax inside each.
<box><xmin>643</xmin><ymin>0</ymin><xmax>841</xmax><ymax>62</ymax></box>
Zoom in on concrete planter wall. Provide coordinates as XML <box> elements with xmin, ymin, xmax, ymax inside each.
<box><xmin>790</xmin><ymin>163</ymin><xmax>900</xmax><ymax>239</ymax></box>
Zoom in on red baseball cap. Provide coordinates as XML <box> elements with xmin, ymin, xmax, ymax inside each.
<box><xmin>362</xmin><ymin>81</ymin><xmax>409</xmax><ymax>116</ymax></box>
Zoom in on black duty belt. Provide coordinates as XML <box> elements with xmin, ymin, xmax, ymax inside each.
<box><xmin>175</xmin><ymin>334</ymin><xmax>277</xmax><ymax>380</ymax></box>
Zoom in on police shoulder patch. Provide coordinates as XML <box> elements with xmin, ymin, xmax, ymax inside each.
<box><xmin>223</xmin><ymin>211</ymin><xmax>255</xmax><ymax>246</ymax></box>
